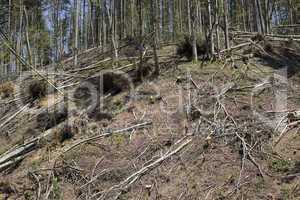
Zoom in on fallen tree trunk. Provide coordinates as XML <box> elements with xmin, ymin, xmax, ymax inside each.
<box><xmin>219</xmin><ymin>42</ymin><xmax>252</xmax><ymax>53</ymax></box>
<box><xmin>0</xmin><ymin>103</ymin><xmax>30</xmax><ymax>131</ymax></box>
<box><xmin>0</xmin><ymin>121</ymin><xmax>152</xmax><ymax>173</ymax></box>
<box><xmin>93</xmin><ymin>137</ymin><xmax>193</xmax><ymax>199</ymax></box>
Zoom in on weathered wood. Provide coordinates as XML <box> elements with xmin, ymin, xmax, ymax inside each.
<box><xmin>0</xmin><ymin>103</ymin><xmax>30</xmax><ymax>131</ymax></box>
<box><xmin>220</xmin><ymin>42</ymin><xmax>252</xmax><ymax>53</ymax></box>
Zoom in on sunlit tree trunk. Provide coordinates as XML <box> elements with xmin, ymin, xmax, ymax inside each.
<box><xmin>24</xmin><ymin>7</ymin><xmax>32</xmax><ymax>65</ymax></box>
<box><xmin>223</xmin><ymin>0</ymin><xmax>230</xmax><ymax>49</ymax></box>
<box><xmin>151</xmin><ymin>0</ymin><xmax>159</xmax><ymax>75</ymax></box>
<box><xmin>208</xmin><ymin>0</ymin><xmax>214</xmax><ymax>56</ymax></box>
<box><xmin>159</xmin><ymin>0</ymin><xmax>163</xmax><ymax>40</ymax></box>
<box><xmin>215</xmin><ymin>0</ymin><xmax>220</xmax><ymax>57</ymax></box>
<box><xmin>168</xmin><ymin>0</ymin><xmax>174</xmax><ymax>40</ymax></box>
<box><xmin>74</xmin><ymin>0</ymin><xmax>80</xmax><ymax>66</ymax></box>
<box><xmin>187</xmin><ymin>0</ymin><xmax>192</xmax><ymax>36</ymax></box>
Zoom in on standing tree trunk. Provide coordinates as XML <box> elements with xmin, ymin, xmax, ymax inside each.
<box><xmin>187</xmin><ymin>0</ymin><xmax>192</xmax><ymax>36</ymax></box>
<box><xmin>168</xmin><ymin>0</ymin><xmax>174</xmax><ymax>40</ymax></box>
<box><xmin>241</xmin><ymin>0</ymin><xmax>246</xmax><ymax>31</ymax></box>
<box><xmin>208</xmin><ymin>0</ymin><xmax>214</xmax><ymax>56</ymax></box>
<box><xmin>223</xmin><ymin>0</ymin><xmax>230</xmax><ymax>49</ymax></box>
<box><xmin>255</xmin><ymin>0</ymin><xmax>265</xmax><ymax>34</ymax></box>
<box><xmin>178</xmin><ymin>0</ymin><xmax>183</xmax><ymax>33</ymax></box>
<box><xmin>151</xmin><ymin>0</ymin><xmax>159</xmax><ymax>75</ymax></box>
<box><xmin>24</xmin><ymin>7</ymin><xmax>32</xmax><ymax>65</ymax></box>
<box><xmin>74</xmin><ymin>0</ymin><xmax>80</xmax><ymax>66</ymax></box>
<box><xmin>137</xmin><ymin>0</ymin><xmax>144</xmax><ymax>80</ymax></box>
<box><xmin>191</xmin><ymin>0</ymin><xmax>197</xmax><ymax>61</ymax></box>
<box><xmin>215</xmin><ymin>0</ymin><xmax>220</xmax><ymax>57</ymax></box>
<box><xmin>83</xmin><ymin>0</ymin><xmax>88</xmax><ymax>49</ymax></box>
<box><xmin>159</xmin><ymin>0</ymin><xmax>163</xmax><ymax>40</ymax></box>
<box><xmin>17</xmin><ymin>0</ymin><xmax>24</xmax><ymax>73</ymax></box>
<box><xmin>105</xmin><ymin>0</ymin><xmax>119</xmax><ymax>66</ymax></box>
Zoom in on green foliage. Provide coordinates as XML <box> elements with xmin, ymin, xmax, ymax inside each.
<box><xmin>269</xmin><ymin>159</ymin><xmax>292</xmax><ymax>173</ymax></box>
<box><xmin>280</xmin><ymin>185</ymin><xmax>293</xmax><ymax>200</ymax></box>
<box><xmin>52</xmin><ymin>177</ymin><xmax>62</xmax><ymax>200</ymax></box>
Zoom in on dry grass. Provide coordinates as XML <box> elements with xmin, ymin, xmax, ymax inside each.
<box><xmin>1</xmin><ymin>45</ymin><xmax>300</xmax><ymax>200</ymax></box>
<box><xmin>0</xmin><ymin>82</ymin><xmax>14</xmax><ymax>98</ymax></box>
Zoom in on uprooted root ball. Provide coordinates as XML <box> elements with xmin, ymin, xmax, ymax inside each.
<box><xmin>251</xmin><ymin>33</ymin><xmax>265</xmax><ymax>42</ymax></box>
<box><xmin>28</xmin><ymin>79</ymin><xmax>48</xmax><ymax>100</ymax></box>
<box><xmin>73</xmin><ymin>72</ymin><xmax>131</xmax><ymax>108</ymax></box>
<box><xmin>177</xmin><ymin>35</ymin><xmax>209</xmax><ymax>60</ymax></box>
<box><xmin>54</xmin><ymin>125</ymin><xmax>74</xmax><ymax>143</ymax></box>
<box><xmin>36</xmin><ymin>108</ymin><xmax>68</xmax><ymax>130</ymax></box>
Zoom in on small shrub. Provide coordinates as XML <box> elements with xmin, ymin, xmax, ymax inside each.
<box><xmin>0</xmin><ymin>181</ymin><xmax>14</xmax><ymax>194</ymax></box>
<box><xmin>264</xmin><ymin>42</ymin><xmax>274</xmax><ymax>53</ymax></box>
<box><xmin>251</xmin><ymin>33</ymin><xmax>265</xmax><ymax>42</ymax></box>
<box><xmin>28</xmin><ymin>79</ymin><xmax>47</xmax><ymax>100</ymax></box>
<box><xmin>286</xmin><ymin>38</ymin><xmax>300</xmax><ymax>49</ymax></box>
<box><xmin>270</xmin><ymin>159</ymin><xmax>292</xmax><ymax>173</ymax></box>
<box><xmin>0</xmin><ymin>82</ymin><xmax>14</xmax><ymax>98</ymax></box>
<box><xmin>280</xmin><ymin>185</ymin><xmax>292</xmax><ymax>200</ymax></box>
<box><xmin>54</xmin><ymin>125</ymin><xmax>74</xmax><ymax>143</ymax></box>
<box><xmin>177</xmin><ymin>35</ymin><xmax>209</xmax><ymax>61</ymax></box>
<box><xmin>87</xmin><ymin>109</ymin><xmax>113</xmax><ymax>121</ymax></box>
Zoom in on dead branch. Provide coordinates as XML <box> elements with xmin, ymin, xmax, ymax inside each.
<box><xmin>0</xmin><ymin>103</ymin><xmax>30</xmax><ymax>131</ymax></box>
<box><xmin>220</xmin><ymin>42</ymin><xmax>252</xmax><ymax>53</ymax></box>
<box><xmin>61</xmin><ymin>121</ymin><xmax>152</xmax><ymax>155</ymax></box>
<box><xmin>93</xmin><ymin>137</ymin><xmax>193</xmax><ymax>199</ymax></box>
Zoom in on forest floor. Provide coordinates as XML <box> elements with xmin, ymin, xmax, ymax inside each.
<box><xmin>0</xmin><ymin>41</ymin><xmax>300</xmax><ymax>200</ymax></box>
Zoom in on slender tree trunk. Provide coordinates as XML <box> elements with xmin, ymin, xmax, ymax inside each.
<box><xmin>83</xmin><ymin>0</ymin><xmax>88</xmax><ymax>49</ymax></box>
<box><xmin>17</xmin><ymin>0</ymin><xmax>23</xmax><ymax>73</ymax></box>
<box><xmin>178</xmin><ymin>0</ymin><xmax>183</xmax><ymax>33</ymax></box>
<box><xmin>137</xmin><ymin>0</ymin><xmax>144</xmax><ymax>80</ymax></box>
<box><xmin>187</xmin><ymin>0</ymin><xmax>192</xmax><ymax>36</ymax></box>
<box><xmin>159</xmin><ymin>0</ymin><xmax>163</xmax><ymax>39</ymax></box>
<box><xmin>215</xmin><ymin>0</ymin><xmax>220</xmax><ymax>57</ymax></box>
<box><xmin>208</xmin><ymin>0</ymin><xmax>214</xmax><ymax>56</ymax></box>
<box><xmin>74</xmin><ymin>0</ymin><xmax>80</xmax><ymax>66</ymax></box>
<box><xmin>105</xmin><ymin>0</ymin><xmax>118</xmax><ymax>65</ymax></box>
<box><xmin>191</xmin><ymin>0</ymin><xmax>197</xmax><ymax>61</ymax></box>
<box><xmin>241</xmin><ymin>0</ymin><xmax>246</xmax><ymax>31</ymax></box>
<box><xmin>255</xmin><ymin>0</ymin><xmax>265</xmax><ymax>34</ymax></box>
<box><xmin>223</xmin><ymin>0</ymin><xmax>230</xmax><ymax>49</ymax></box>
<box><xmin>198</xmin><ymin>2</ymin><xmax>202</xmax><ymax>34</ymax></box>
<box><xmin>102</xmin><ymin>7</ymin><xmax>107</xmax><ymax>52</ymax></box>
<box><xmin>151</xmin><ymin>0</ymin><xmax>159</xmax><ymax>75</ymax></box>
<box><xmin>168</xmin><ymin>0</ymin><xmax>174</xmax><ymax>40</ymax></box>
<box><xmin>131</xmin><ymin>0</ymin><xmax>134</xmax><ymax>36</ymax></box>
<box><xmin>24</xmin><ymin>7</ymin><xmax>32</xmax><ymax>65</ymax></box>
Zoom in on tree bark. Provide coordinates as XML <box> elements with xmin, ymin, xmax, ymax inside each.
<box><xmin>208</xmin><ymin>0</ymin><xmax>214</xmax><ymax>56</ymax></box>
<box><xmin>24</xmin><ymin>7</ymin><xmax>32</xmax><ymax>65</ymax></box>
<box><xmin>168</xmin><ymin>0</ymin><xmax>174</xmax><ymax>40</ymax></box>
<box><xmin>191</xmin><ymin>0</ymin><xmax>197</xmax><ymax>61</ymax></box>
<box><xmin>74</xmin><ymin>0</ymin><xmax>80</xmax><ymax>66</ymax></box>
<box><xmin>137</xmin><ymin>0</ymin><xmax>144</xmax><ymax>80</ymax></box>
<box><xmin>151</xmin><ymin>0</ymin><xmax>159</xmax><ymax>75</ymax></box>
<box><xmin>215</xmin><ymin>0</ymin><xmax>220</xmax><ymax>57</ymax></box>
<box><xmin>223</xmin><ymin>0</ymin><xmax>230</xmax><ymax>49</ymax></box>
<box><xmin>255</xmin><ymin>0</ymin><xmax>265</xmax><ymax>34</ymax></box>
<box><xmin>187</xmin><ymin>0</ymin><xmax>192</xmax><ymax>36</ymax></box>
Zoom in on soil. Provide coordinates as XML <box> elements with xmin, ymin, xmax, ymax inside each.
<box><xmin>0</xmin><ymin>43</ymin><xmax>299</xmax><ymax>200</ymax></box>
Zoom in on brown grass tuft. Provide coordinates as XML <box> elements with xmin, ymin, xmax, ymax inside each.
<box><xmin>0</xmin><ymin>82</ymin><xmax>14</xmax><ymax>98</ymax></box>
<box><xmin>54</xmin><ymin>125</ymin><xmax>74</xmax><ymax>144</ymax></box>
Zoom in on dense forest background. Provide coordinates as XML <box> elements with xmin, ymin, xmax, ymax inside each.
<box><xmin>0</xmin><ymin>0</ymin><xmax>299</xmax><ymax>79</ymax></box>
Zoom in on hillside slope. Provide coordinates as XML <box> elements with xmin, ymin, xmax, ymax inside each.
<box><xmin>0</xmin><ymin>41</ymin><xmax>300</xmax><ymax>200</ymax></box>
